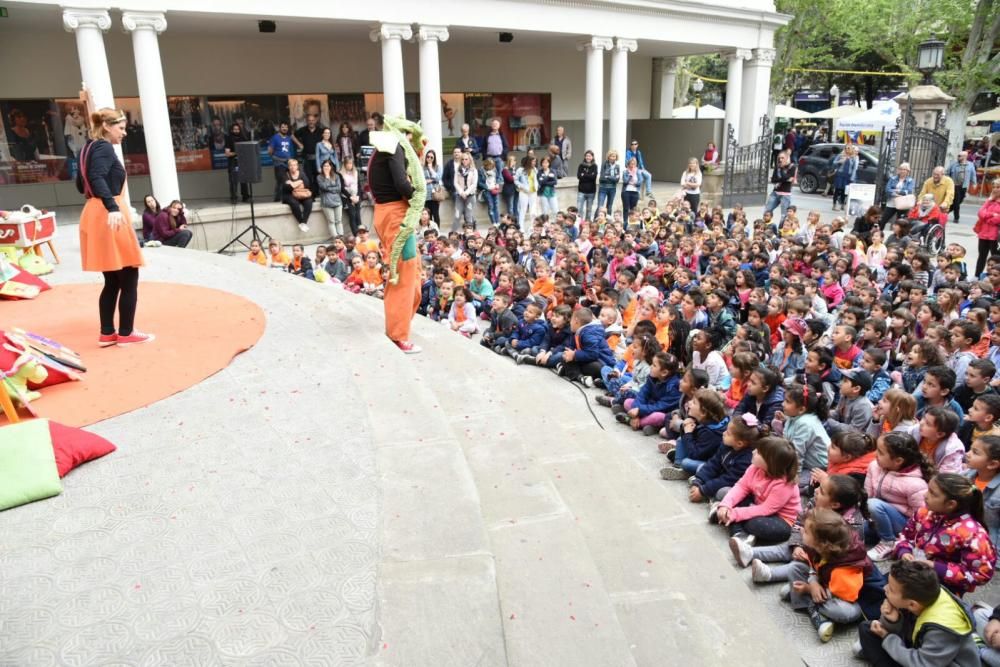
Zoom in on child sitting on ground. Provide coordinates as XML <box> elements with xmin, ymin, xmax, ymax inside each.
<box><xmin>893</xmin><ymin>472</ymin><xmax>996</xmax><ymax>596</ymax></box>
<box><xmin>913</xmin><ymin>407</ymin><xmax>965</xmax><ymax>473</ymax></box>
<box><xmin>827</xmin><ymin>368</ymin><xmax>874</xmax><ymax>436</ymax></box>
<box><xmin>557</xmin><ymin>307</ymin><xmax>615</xmax><ymax>387</ymax></box>
<box><xmin>481</xmin><ymin>293</ymin><xmax>518</xmax><ymax>353</ymax></box>
<box><xmin>343</xmin><ymin>255</ymin><xmax>365</xmax><ymax>293</ymax></box>
<box><xmin>865</xmin><ymin>432</ymin><xmax>933</xmax><ymax>562</ymax></box>
<box><xmin>660</xmin><ymin>368</ymin><xmax>710</xmax><ymax>441</ymax></box>
<box><xmin>247</xmin><ymin>238</ymin><xmax>269</xmax><ymax>266</ymax></box>
<box><xmin>861</xmin><ymin>348</ymin><xmax>893</xmax><ymax>404</ymax></box>
<box><xmin>268</xmin><ymin>239</ymin><xmax>290</xmax><ymax>269</ymax></box>
<box><xmin>287</xmin><ymin>244</ymin><xmax>315</xmax><ymax>280</ymax></box>
<box><xmin>959</xmin><ymin>394</ymin><xmax>1000</xmax><ymax>450</ymax></box>
<box><xmin>688</xmin><ymin>413</ymin><xmax>759</xmax><ymax>505</ymax></box>
<box><xmin>690</xmin><ymin>327</ymin><xmax>731</xmax><ymax>390</ymax></box>
<box><xmin>965</xmin><ymin>434</ymin><xmax>1000</xmax><ymax>545</ymax></box>
<box><xmin>784</xmin><ymin>508</ymin><xmax>872</xmax><ymax>643</ymax></box>
<box><xmin>956</xmin><ymin>358</ymin><xmax>998</xmax><ymax>413</ymax></box>
<box><xmin>812</xmin><ymin>431</ymin><xmax>875</xmax><ymax>488</ymax></box>
<box><xmin>446</xmin><ymin>287</ymin><xmax>478</xmax><ymax>337</ymax></box>
<box><xmin>859</xmin><ymin>560</ymin><xmax>980</xmax><ymax>666</ymax></box>
<box><xmin>868</xmin><ymin>388</ymin><xmax>918</xmax><ymax>439</ymax></box>
<box><xmin>506</xmin><ymin>303</ymin><xmax>547</xmax><ymax>360</ymax></box>
<box><xmin>523</xmin><ymin>304</ymin><xmax>574</xmax><ymax>369</ymax></box>
<box><xmin>725</xmin><ymin>352</ymin><xmax>758</xmax><ymax>410</ymax></box>
<box><xmin>596</xmin><ymin>333</ymin><xmax>658</xmax><ymax>407</ymax></box>
<box><xmin>617</xmin><ymin>352</ymin><xmax>682</xmax><ymax>435</ymax></box>
<box><xmin>359</xmin><ymin>251</ymin><xmax>384</xmax><ymax>296</ymax></box>
<box><xmin>468</xmin><ymin>263</ymin><xmax>495</xmax><ymax>315</ymax></box>
<box><xmin>660</xmin><ymin>388</ymin><xmax>728</xmax><ymax>480</ymax></box>
<box><xmin>715</xmin><ymin>436</ymin><xmax>801</xmax><ymax>546</ymax></box>
<box><xmin>773</xmin><ymin>383</ymin><xmax>830</xmax><ymax>492</ymax></box>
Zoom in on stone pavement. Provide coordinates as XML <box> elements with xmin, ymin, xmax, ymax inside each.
<box><xmin>0</xmin><ymin>227</ymin><xmax>812</xmax><ymax>667</ymax></box>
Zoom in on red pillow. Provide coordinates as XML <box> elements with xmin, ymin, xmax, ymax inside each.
<box><xmin>0</xmin><ymin>331</ymin><xmax>75</xmax><ymax>389</ymax></box>
<box><xmin>48</xmin><ymin>420</ymin><xmax>116</xmax><ymax>477</ymax></box>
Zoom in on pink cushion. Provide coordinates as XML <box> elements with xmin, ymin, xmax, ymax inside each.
<box><xmin>48</xmin><ymin>420</ymin><xmax>116</xmax><ymax>477</ymax></box>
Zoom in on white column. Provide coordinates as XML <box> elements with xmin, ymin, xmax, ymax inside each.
<box><xmin>740</xmin><ymin>47</ymin><xmax>776</xmax><ymax>144</ymax></box>
<box><xmin>370</xmin><ymin>23</ymin><xmax>413</xmax><ymax>118</ymax></box>
<box><xmin>123</xmin><ymin>11</ymin><xmax>179</xmax><ymax>204</ymax></box>
<box><xmin>724</xmin><ymin>49</ymin><xmax>751</xmax><ymax>149</ymax></box>
<box><xmin>578</xmin><ymin>36</ymin><xmax>612</xmax><ymax>158</ymax></box>
<box><xmin>608</xmin><ymin>38</ymin><xmax>637</xmax><ymax>163</ymax></box>
<box><xmin>417</xmin><ymin>25</ymin><xmax>449</xmax><ymax>163</ymax></box>
<box><xmin>650</xmin><ymin>57</ymin><xmax>678</xmax><ymax>119</ymax></box>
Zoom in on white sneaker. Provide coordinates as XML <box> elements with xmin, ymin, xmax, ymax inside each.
<box><xmin>580</xmin><ymin>376</ymin><xmax>595</xmax><ymax>388</ymax></box>
<box><xmin>867</xmin><ymin>540</ymin><xmax>897</xmax><ymax>562</ymax></box>
<box><xmin>298</xmin><ymin>223</ymin><xmax>310</xmax><ymax>233</ymax></box>
<box><xmin>816</xmin><ymin>619</ymin><xmax>834</xmax><ymax>643</ymax></box>
<box><xmin>778</xmin><ymin>583</ymin><xmax>791</xmax><ymax>601</ymax></box>
<box><xmin>145</xmin><ymin>240</ymin><xmax>162</xmax><ymax>248</ymax></box>
<box><xmin>729</xmin><ymin>536</ymin><xmax>753</xmax><ymax>568</ymax></box>
<box><xmin>750</xmin><ymin>558</ymin><xmax>772</xmax><ymax>582</ymax></box>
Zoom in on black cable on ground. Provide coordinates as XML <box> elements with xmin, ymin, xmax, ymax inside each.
<box><xmin>556</xmin><ymin>372</ymin><xmax>606</xmax><ymax>431</ymax></box>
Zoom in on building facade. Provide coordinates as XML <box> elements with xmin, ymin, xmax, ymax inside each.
<box><xmin>0</xmin><ymin>0</ymin><xmax>788</xmax><ymax>206</ymax></box>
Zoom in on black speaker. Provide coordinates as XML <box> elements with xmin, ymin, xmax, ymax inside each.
<box><xmin>236</xmin><ymin>141</ymin><xmax>261</xmax><ymax>183</ymax></box>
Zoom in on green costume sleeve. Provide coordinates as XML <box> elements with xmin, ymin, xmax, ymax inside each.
<box><xmin>378</xmin><ymin>116</ymin><xmax>427</xmax><ymax>283</ymax></box>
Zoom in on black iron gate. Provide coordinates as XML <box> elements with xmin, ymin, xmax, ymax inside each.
<box><xmin>721</xmin><ymin>115</ymin><xmax>772</xmax><ymax>209</ymax></box>
<box><xmin>874</xmin><ymin>100</ymin><xmax>949</xmax><ymax>207</ymax></box>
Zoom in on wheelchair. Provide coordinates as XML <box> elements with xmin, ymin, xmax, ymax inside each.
<box><xmin>884</xmin><ymin>211</ymin><xmax>946</xmax><ymax>255</ymax></box>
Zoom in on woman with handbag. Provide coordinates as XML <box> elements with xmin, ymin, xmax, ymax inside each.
<box><xmin>423</xmin><ymin>150</ymin><xmax>444</xmax><ymax>225</ymax></box>
<box><xmin>76</xmin><ymin>107</ymin><xmax>152</xmax><ymax>347</ymax></box>
<box><xmin>974</xmin><ymin>181</ymin><xmax>1000</xmax><ymax>277</ymax></box>
<box><xmin>879</xmin><ymin>162</ymin><xmax>915</xmax><ymax>229</ymax></box>
<box><xmin>282</xmin><ymin>158</ymin><xmax>313</xmax><ymax>232</ymax></box>
<box><xmin>340</xmin><ymin>157</ymin><xmax>362</xmax><ymax>236</ymax></box>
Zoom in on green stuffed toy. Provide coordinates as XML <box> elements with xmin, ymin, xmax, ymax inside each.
<box><xmin>2</xmin><ymin>352</ymin><xmax>49</xmax><ymax>408</ymax></box>
<box><xmin>369</xmin><ymin>115</ymin><xmax>427</xmax><ymax>284</ymax></box>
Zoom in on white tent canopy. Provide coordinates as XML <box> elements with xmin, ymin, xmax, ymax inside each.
<box><xmin>672</xmin><ymin>104</ymin><xmax>725</xmax><ymax>119</ymax></box>
<box><xmin>808</xmin><ymin>105</ymin><xmax>865</xmax><ymax>120</ymax></box>
<box><xmin>969</xmin><ymin>107</ymin><xmax>1000</xmax><ymax>123</ymax></box>
<box><xmin>836</xmin><ymin>103</ymin><xmax>900</xmax><ymax>132</ymax></box>
<box><xmin>774</xmin><ymin>103</ymin><xmax>813</xmax><ymax>119</ymax></box>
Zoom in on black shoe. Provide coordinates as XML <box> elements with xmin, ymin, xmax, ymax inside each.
<box><xmin>614</xmin><ymin>412</ymin><xmax>629</xmax><ymax>424</ymax></box>
<box><xmin>594</xmin><ymin>395</ymin><xmax>613</xmax><ymax>407</ymax></box>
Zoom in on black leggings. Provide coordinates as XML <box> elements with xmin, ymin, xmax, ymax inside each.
<box><xmin>977</xmin><ymin>238</ymin><xmax>998</xmax><ymax>278</ymax></box>
<box><xmin>425</xmin><ymin>199</ymin><xmax>440</xmax><ymax>225</ymax></box>
<box><xmin>100</xmin><ymin>267</ymin><xmax>139</xmax><ymax>336</ymax></box>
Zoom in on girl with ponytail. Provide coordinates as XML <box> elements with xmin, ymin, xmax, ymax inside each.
<box><xmin>894</xmin><ymin>473</ymin><xmax>996</xmax><ymax>595</ymax></box>
<box><xmin>775</xmin><ymin>382</ymin><xmax>831</xmax><ymax>492</ymax></box>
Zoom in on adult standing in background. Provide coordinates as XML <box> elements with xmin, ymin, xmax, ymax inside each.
<box><xmin>764</xmin><ymin>150</ymin><xmax>796</xmax><ymax>220</ymax></box>
<box><xmin>293</xmin><ymin>112</ymin><xmax>324</xmax><ymax>195</ymax></box>
<box><xmin>548</xmin><ymin>144</ymin><xmax>567</xmax><ymax>178</ymax></box>
<box><xmin>442</xmin><ymin>146</ymin><xmax>462</xmax><ymax>210</ymax></box>
<box><xmin>625</xmin><ymin>140</ymin><xmax>652</xmax><ymax>198</ymax></box>
<box><xmin>315</xmin><ymin>127</ymin><xmax>338</xmax><ymax>173</ymax></box>
<box><xmin>597</xmin><ymin>149</ymin><xmax>621</xmax><ymax>216</ymax></box>
<box><xmin>680</xmin><ymin>157</ymin><xmax>703</xmax><ymax>212</ymax></box>
<box><xmin>76</xmin><ymin>107</ymin><xmax>152</xmax><ymax>347</ymax></box>
<box><xmin>267</xmin><ymin>121</ymin><xmax>294</xmax><ymax>202</ymax></box>
<box><xmin>974</xmin><ymin>182</ymin><xmax>1000</xmax><ymax>278</ymax></box>
<box><xmin>335</xmin><ymin>122</ymin><xmax>358</xmax><ymax>165</ymax></box>
<box><xmin>224</xmin><ymin>121</ymin><xmax>250</xmax><ymax>204</ymax></box>
<box><xmin>621</xmin><ymin>157</ymin><xmax>641</xmax><ymax>222</ymax></box>
<box><xmin>422</xmin><ymin>150</ymin><xmax>443</xmax><ymax>225</ymax></box>
<box><xmin>946</xmin><ymin>151</ymin><xmax>977</xmax><ymax>223</ymax></box>
<box><xmin>481</xmin><ymin>119</ymin><xmax>509</xmax><ymax>163</ymax></box>
<box><xmin>879</xmin><ymin>162</ymin><xmax>914</xmax><ymax>229</ymax></box>
<box><xmin>831</xmin><ymin>145</ymin><xmax>858</xmax><ymax>212</ymax></box>
<box><xmin>340</xmin><ymin>156</ymin><xmax>362</xmax><ymax>236</ymax></box>
<box><xmin>553</xmin><ymin>126</ymin><xmax>572</xmax><ymax>164</ymax></box>
<box><xmin>515</xmin><ymin>155</ymin><xmax>539</xmax><ymax>232</ymax></box>
<box><xmin>576</xmin><ymin>150</ymin><xmax>598</xmax><ymax>222</ymax></box>
<box><xmin>457</xmin><ymin>123</ymin><xmax>480</xmax><ymax>160</ymax></box>
<box><xmin>702</xmin><ymin>141</ymin><xmax>719</xmax><ymax>168</ymax></box>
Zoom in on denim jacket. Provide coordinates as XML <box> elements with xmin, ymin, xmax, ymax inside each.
<box><xmin>599</xmin><ymin>161</ymin><xmax>621</xmax><ymax>186</ymax></box>
<box><xmin>886</xmin><ymin>174</ymin><xmax>915</xmax><ymax>197</ymax></box>
<box><xmin>965</xmin><ymin>470</ymin><xmax>1000</xmax><ymax>545</ymax></box>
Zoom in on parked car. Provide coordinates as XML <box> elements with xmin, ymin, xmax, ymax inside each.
<box><xmin>796</xmin><ymin>143</ymin><xmax>879</xmax><ymax>194</ymax></box>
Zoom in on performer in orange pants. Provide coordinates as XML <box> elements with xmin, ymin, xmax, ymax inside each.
<box><xmin>374</xmin><ymin>200</ymin><xmax>421</xmax><ymax>345</ymax></box>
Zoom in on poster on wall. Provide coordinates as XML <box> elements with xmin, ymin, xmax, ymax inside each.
<box><xmin>460</xmin><ymin>93</ymin><xmax>551</xmax><ymax>152</ymax></box>
<box><xmin>117</xmin><ymin>97</ymin><xmax>149</xmax><ymax>177</ymax></box>
<box><xmin>167</xmin><ymin>96</ymin><xmax>211</xmax><ymax>172</ymax></box>
<box><xmin>440</xmin><ymin>93</ymin><xmax>465</xmax><ymax>145</ymax></box>
<box><xmin>288</xmin><ymin>94</ymin><xmax>329</xmax><ymax>130</ymax></box>
<box><xmin>328</xmin><ymin>94</ymin><xmax>367</xmax><ymax>131</ymax></box>
<box><xmin>54</xmin><ymin>98</ymin><xmax>88</xmax><ymax>180</ymax></box>
<box><xmin>361</xmin><ymin>93</ymin><xmax>420</xmax><ymax>123</ymax></box>
<box><xmin>0</xmin><ymin>99</ymin><xmax>67</xmax><ymax>185</ymax></box>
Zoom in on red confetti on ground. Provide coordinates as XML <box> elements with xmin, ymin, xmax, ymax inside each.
<box><xmin>646</xmin><ymin>560</ymin><xmax>653</xmax><ymax>564</ymax></box>
<box><xmin>133</xmin><ymin>583</ymin><xmax>141</xmax><ymax>590</ymax></box>
<box><xmin>569</xmin><ymin>615</ymin><xmax>576</xmax><ymax>621</ymax></box>
<box><xmin>383</xmin><ymin>643</ymin><xmax>388</xmax><ymax>650</ymax></box>
<box><xmin>510</xmin><ymin>613</ymin><xmax>516</xmax><ymax>620</ymax></box>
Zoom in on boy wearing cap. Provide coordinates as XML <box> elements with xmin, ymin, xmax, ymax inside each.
<box><xmin>827</xmin><ymin>368</ymin><xmax>874</xmax><ymax>436</ymax></box>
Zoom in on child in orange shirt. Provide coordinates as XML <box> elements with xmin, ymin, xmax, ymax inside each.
<box><xmin>344</xmin><ymin>255</ymin><xmax>365</xmax><ymax>293</ymax></box>
<box><xmin>531</xmin><ymin>262</ymin><xmax>556</xmax><ymax>303</ymax></box>
<box><xmin>268</xmin><ymin>239</ymin><xmax>290</xmax><ymax>269</ymax></box>
<box><xmin>725</xmin><ymin>352</ymin><xmax>758</xmax><ymax>410</ymax></box>
<box><xmin>359</xmin><ymin>250</ymin><xmax>384</xmax><ymax>295</ymax></box>
<box><xmin>354</xmin><ymin>226</ymin><xmax>379</xmax><ymax>256</ymax></box>
<box><xmin>247</xmin><ymin>238</ymin><xmax>268</xmax><ymax>266</ymax></box>
<box><xmin>454</xmin><ymin>251</ymin><xmax>475</xmax><ymax>284</ymax></box>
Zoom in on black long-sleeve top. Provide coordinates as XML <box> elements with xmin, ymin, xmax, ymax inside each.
<box><xmin>76</xmin><ymin>139</ymin><xmax>126</xmax><ymax>212</ymax></box>
<box><xmin>368</xmin><ymin>144</ymin><xmax>415</xmax><ymax>204</ymax></box>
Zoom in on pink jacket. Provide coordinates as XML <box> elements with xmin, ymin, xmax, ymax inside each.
<box><xmin>975</xmin><ymin>198</ymin><xmax>1000</xmax><ymax>242</ymax></box>
<box><xmin>906</xmin><ymin>426</ymin><xmax>966</xmax><ymax>474</ymax></box>
<box><xmin>721</xmin><ymin>464</ymin><xmax>801</xmax><ymax>525</ymax></box>
<box><xmin>864</xmin><ymin>460</ymin><xmax>928</xmax><ymax>518</ymax></box>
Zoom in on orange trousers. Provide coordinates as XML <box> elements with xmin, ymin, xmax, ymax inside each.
<box><xmin>373</xmin><ymin>200</ymin><xmax>421</xmax><ymax>342</ymax></box>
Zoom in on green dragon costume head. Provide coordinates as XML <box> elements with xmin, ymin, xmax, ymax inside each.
<box><xmin>371</xmin><ymin>115</ymin><xmax>427</xmax><ymax>284</ymax></box>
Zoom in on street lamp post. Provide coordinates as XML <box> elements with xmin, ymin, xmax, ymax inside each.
<box><xmin>692</xmin><ymin>77</ymin><xmax>704</xmax><ymax>119</ymax></box>
<box><xmin>916</xmin><ymin>35</ymin><xmax>945</xmax><ymax>85</ymax></box>
<box><xmin>829</xmin><ymin>84</ymin><xmax>840</xmax><ymax>140</ymax></box>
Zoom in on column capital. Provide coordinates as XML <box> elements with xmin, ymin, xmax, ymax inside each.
<box><xmin>370</xmin><ymin>22</ymin><xmax>413</xmax><ymax>43</ymax></box>
<box><xmin>62</xmin><ymin>7</ymin><xmax>111</xmax><ymax>32</ymax></box>
<box><xmin>727</xmin><ymin>48</ymin><xmax>753</xmax><ymax>62</ymax></box>
<box><xmin>416</xmin><ymin>25</ymin><xmax>449</xmax><ymax>43</ymax></box>
<box><xmin>614</xmin><ymin>38</ymin><xmax>638</xmax><ymax>54</ymax></box>
<box><xmin>577</xmin><ymin>36</ymin><xmax>613</xmax><ymax>52</ymax></box>
<box><xmin>122</xmin><ymin>11</ymin><xmax>167</xmax><ymax>34</ymax></box>
<box><xmin>750</xmin><ymin>47</ymin><xmax>776</xmax><ymax>65</ymax></box>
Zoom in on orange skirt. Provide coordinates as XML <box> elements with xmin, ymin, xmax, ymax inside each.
<box><xmin>79</xmin><ymin>194</ymin><xmax>144</xmax><ymax>272</ymax></box>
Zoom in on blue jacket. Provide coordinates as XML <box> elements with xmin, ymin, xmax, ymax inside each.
<box><xmin>693</xmin><ymin>444</ymin><xmax>754</xmax><ymax>500</ymax></box>
<box><xmin>511</xmin><ymin>297</ymin><xmax>533</xmax><ymax>321</ymax></box>
<box><xmin>543</xmin><ymin>323</ymin><xmax>573</xmax><ymax>353</ymax></box>
<box><xmin>625</xmin><ymin>148</ymin><xmax>647</xmax><ymax>171</ymax></box>
<box><xmin>572</xmin><ymin>321</ymin><xmax>615</xmax><ymax>366</ymax></box>
<box><xmin>419</xmin><ymin>279</ymin><xmax>438</xmax><ymax>315</ymax></box>
<box><xmin>678</xmin><ymin>416</ymin><xmax>729</xmax><ymax>463</ymax></box>
<box><xmin>632</xmin><ymin>374</ymin><xmax>682</xmax><ymax>416</ymax></box>
<box><xmin>867</xmin><ymin>369</ymin><xmax>892</xmax><ymax>403</ymax></box>
<box><xmin>734</xmin><ymin>385</ymin><xmax>785</xmax><ymax>426</ymax></box>
<box><xmin>510</xmin><ymin>319</ymin><xmax>547</xmax><ymax>350</ymax></box>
